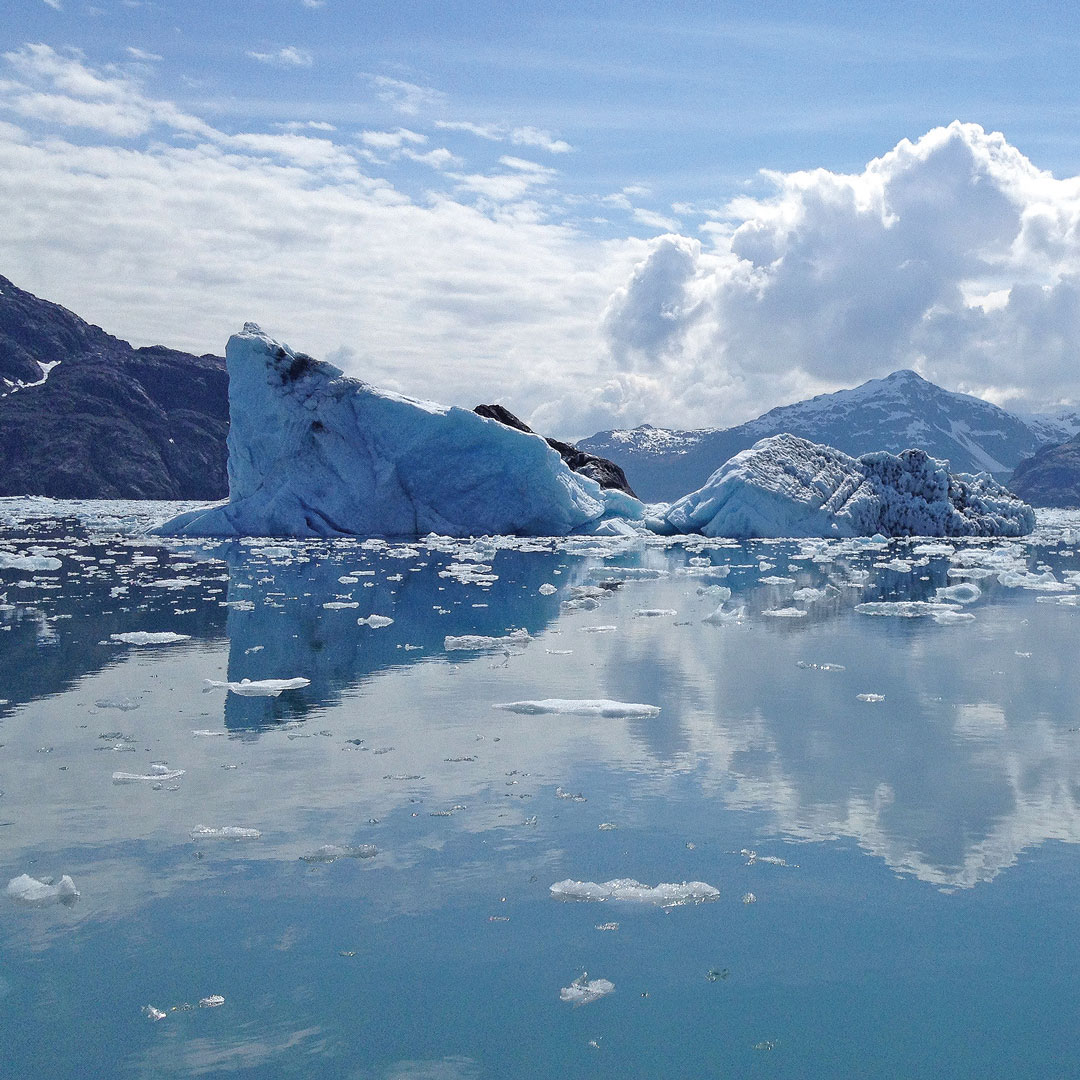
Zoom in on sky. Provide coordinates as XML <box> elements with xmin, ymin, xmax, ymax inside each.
<box><xmin>5</xmin><ymin>1</ymin><xmax>1080</xmax><ymax>438</ymax></box>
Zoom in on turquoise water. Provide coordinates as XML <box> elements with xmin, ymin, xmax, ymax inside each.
<box><xmin>2</xmin><ymin>500</ymin><xmax>1080</xmax><ymax>1078</ymax></box>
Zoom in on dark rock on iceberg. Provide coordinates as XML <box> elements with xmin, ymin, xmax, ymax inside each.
<box><xmin>473</xmin><ymin>403</ymin><xmax>637</xmax><ymax>497</ymax></box>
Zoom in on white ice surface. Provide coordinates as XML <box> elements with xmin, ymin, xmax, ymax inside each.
<box><xmin>6</xmin><ymin>873</ymin><xmax>79</xmax><ymax>904</ymax></box>
<box><xmin>664</xmin><ymin>434</ymin><xmax>1035</xmax><ymax>539</ymax></box>
<box><xmin>549</xmin><ymin>878</ymin><xmax>720</xmax><ymax>905</ymax></box>
<box><xmin>156</xmin><ymin>325</ymin><xmax>640</xmax><ymax>539</ymax></box>
<box><xmin>492</xmin><ymin>699</ymin><xmax>660</xmax><ymax>718</ymax></box>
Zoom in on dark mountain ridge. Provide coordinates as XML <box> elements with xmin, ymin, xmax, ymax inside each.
<box><xmin>0</xmin><ymin>275</ymin><xmax>228</xmax><ymax>499</ymax></box>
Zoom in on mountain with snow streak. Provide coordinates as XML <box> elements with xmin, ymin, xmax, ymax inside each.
<box><xmin>580</xmin><ymin>370</ymin><xmax>1056</xmax><ymax>502</ymax></box>
<box><xmin>0</xmin><ymin>274</ymin><xmax>227</xmax><ymax>499</ymax></box>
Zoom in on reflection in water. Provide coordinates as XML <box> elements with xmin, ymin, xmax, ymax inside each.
<box><xmin>3</xmin><ymin>501</ymin><xmax>1080</xmax><ymax>1077</ymax></box>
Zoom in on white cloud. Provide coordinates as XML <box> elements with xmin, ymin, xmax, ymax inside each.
<box><xmin>125</xmin><ymin>47</ymin><xmax>163</xmax><ymax>62</ymax></box>
<box><xmin>434</xmin><ymin>119</ymin><xmax>501</xmax><ymax>141</ymax></box>
<box><xmin>509</xmin><ymin>126</ymin><xmax>572</xmax><ymax>154</ymax></box>
<box><xmin>434</xmin><ymin>120</ymin><xmax>573</xmax><ymax>154</ymax></box>
<box><xmin>595</xmin><ymin>122</ymin><xmax>1080</xmax><ymax>428</ymax></box>
<box><xmin>632</xmin><ymin>207</ymin><xmax>680</xmax><ymax>232</ymax></box>
<box><xmin>402</xmin><ymin>146</ymin><xmax>461</xmax><ymax>170</ymax></box>
<box><xmin>274</xmin><ymin>120</ymin><xmax>336</xmax><ymax>132</ymax></box>
<box><xmin>300</xmin><ymin>0</ymin><xmax>325</xmax><ymax>7</ymax></box>
<box><xmin>42</xmin><ymin>0</ymin><xmax>62</xmax><ymax>9</ymax></box>
<box><xmin>358</xmin><ymin>127</ymin><xmax>426</xmax><ymax>151</ymax></box>
<box><xmin>367</xmin><ymin>74</ymin><xmax>446</xmax><ymax>116</ymax></box>
<box><xmin>247</xmin><ymin>46</ymin><xmax>313</xmax><ymax>68</ymax></box>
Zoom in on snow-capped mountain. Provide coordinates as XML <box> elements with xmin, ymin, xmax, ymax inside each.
<box><xmin>0</xmin><ymin>274</ymin><xmax>228</xmax><ymax>499</ymax></box>
<box><xmin>580</xmin><ymin>370</ymin><xmax>1058</xmax><ymax>502</ymax></box>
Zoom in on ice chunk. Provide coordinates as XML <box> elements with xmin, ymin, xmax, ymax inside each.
<box><xmin>856</xmin><ymin>693</ymin><xmax>885</xmax><ymax>702</ymax></box>
<box><xmin>142</xmin><ymin>1005</ymin><xmax>166</xmax><ymax>1021</ymax></box>
<box><xmin>191</xmin><ymin>826</ymin><xmax>261</xmax><ymax>839</ymax></box>
<box><xmin>204</xmin><ymin>677</ymin><xmax>310</xmax><ymax>696</ymax></box>
<box><xmin>110</xmin><ymin>631</ymin><xmax>191</xmax><ymax>645</ymax></box>
<box><xmin>762</xmin><ymin>607</ymin><xmax>807</xmax><ymax>618</ymax></box>
<box><xmin>299</xmin><ymin>844</ymin><xmax>377</xmax><ymax>862</ymax></box>
<box><xmin>0</xmin><ymin>553</ymin><xmax>62</xmax><ymax>571</ymax></box>
<box><xmin>494</xmin><ymin>699</ymin><xmax>660</xmax><ymax>718</ymax></box>
<box><xmin>550</xmin><ymin>878</ymin><xmax>720</xmax><ymax>906</ymax></box>
<box><xmin>539</xmin><ymin>583</ymin><xmax>557</xmax><ymax>595</ymax></box>
<box><xmin>935</xmin><ymin>582</ymin><xmax>981</xmax><ymax>604</ymax></box>
<box><xmin>855</xmin><ymin>601</ymin><xmax>962</xmax><ymax>618</ymax></box>
<box><xmin>444</xmin><ymin>630</ymin><xmax>530</xmax><ymax>651</ymax></box>
<box><xmin>155</xmin><ymin>325</ymin><xmax>636</xmax><ymax>539</ymax></box>
<box><xmin>702</xmin><ymin>604</ymin><xmax>747</xmax><ymax>625</ymax></box>
<box><xmin>6</xmin><ymin>873</ymin><xmax>79</xmax><ymax>905</ymax></box>
<box><xmin>663</xmin><ymin>434</ymin><xmax>1035</xmax><ymax>539</ymax></box>
<box><xmin>357</xmin><ymin>614</ymin><xmax>394</xmax><ymax>628</ymax></box>
<box><xmin>198</xmin><ymin>995</ymin><xmax>225</xmax><ymax>1008</ymax></box>
<box><xmin>113</xmin><ymin>765</ymin><xmax>185</xmax><ymax>783</ymax></box>
<box><xmin>560</xmin><ymin>973</ymin><xmax>614</xmax><ymax>1006</ymax></box>
<box><xmin>633</xmin><ymin>608</ymin><xmax>677</xmax><ymax>617</ymax></box>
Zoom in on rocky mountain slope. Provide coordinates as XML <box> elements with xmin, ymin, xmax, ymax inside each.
<box><xmin>0</xmin><ymin>275</ymin><xmax>227</xmax><ymax>499</ymax></box>
<box><xmin>1009</xmin><ymin>434</ymin><xmax>1080</xmax><ymax>508</ymax></box>
<box><xmin>580</xmin><ymin>370</ymin><xmax>1055</xmax><ymax>502</ymax></box>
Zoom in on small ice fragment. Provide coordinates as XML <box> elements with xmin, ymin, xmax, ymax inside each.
<box><xmin>192</xmin><ymin>730</ymin><xmax>225</xmax><ymax>737</ymax></box>
<box><xmin>357</xmin><ymin>614</ymin><xmax>394</xmax><ymax>627</ymax></box>
<box><xmin>299</xmin><ymin>844</ymin><xmax>377</xmax><ymax>863</ymax></box>
<box><xmin>595</xmin><ymin>922</ymin><xmax>619</xmax><ymax>931</ymax></box>
<box><xmin>935</xmin><ymin>582</ymin><xmax>981</xmax><ymax>604</ymax></box>
<box><xmin>856</xmin><ymin>693</ymin><xmax>884</xmax><ymax>703</ymax></box>
<box><xmin>191</xmin><ymin>826</ymin><xmax>261</xmax><ymax>840</ymax></box>
<box><xmin>598</xmin><ymin>822</ymin><xmax>617</xmax><ymax>830</ymax></box>
<box><xmin>560</xmin><ymin>973</ymin><xmax>615</xmax><ymax>1006</ymax></box>
<box><xmin>143</xmin><ymin>1005</ymin><xmax>166</xmax><ymax>1021</ymax></box>
<box><xmin>932</xmin><ymin>609</ymin><xmax>976</xmax><ymax>624</ymax></box>
<box><xmin>113</xmin><ymin>767</ymin><xmax>185</xmax><ymax>783</ymax></box>
<box><xmin>203</xmin><ymin>678</ymin><xmax>309</xmax><ymax>697</ymax></box>
<box><xmin>702</xmin><ymin>604</ymin><xmax>746</xmax><ymax>625</ymax></box>
<box><xmin>0</xmin><ymin>553</ymin><xmax>61</xmax><ymax>571</ymax></box>
<box><xmin>762</xmin><ymin>607</ymin><xmax>807</xmax><ymax>618</ymax></box>
<box><xmin>444</xmin><ymin>630</ymin><xmax>530</xmax><ymax>651</ymax></box>
<box><xmin>579</xmin><ymin>625</ymin><xmax>617</xmax><ymax>633</ymax></box>
<box><xmin>494</xmin><ymin>699</ymin><xmax>660</xmax><ymax>718</ymax></box>
<box><xmin>550</xmin><ymin>878</ymin><xmax>720</xmax><ymax>906</ymax></box>
<box><xmin>855</xmin><ymin>601</ymin><xmax>961</xmax><ymax>618</ymax></box>
<box><xmin>561</xmin><ymin>597</ymin><xmax>600</xmax><ymax>612</ymax></box>
<box><xmin>322</xmin><ymin>601</ymin><xmax>359</xmax><ymax>609</ymax></box>
<box><xmin>95</xmin><ymin>697</ymin><xmax>140</xmax><ymax>711</ymax></box>
<box><xmin>742</xmin><ymin>892</ymin><xmax>757</xmax><ymax>904</ymax></box>
<box><xmin>634</xmin><ymin>608</ymin><xmax>677</xmax><ymax>617</ymax></box>
<box><xmin>198</xmin><ymin>995</ymin><xmax>225</xmax><ymax>1008</ymax></box>
<box><xmin>6</xmin><ymin>873</ymin><xmax>79</xmax><ymax>905</ymax></box>
<box><xmin>539</xmin><ymin>584</ymin><xmax>557</xmax><ymax>595</ymax></box>
<box><xmin>110</xmin><ymin>632</ymin><xmax>191</xmax><ymax>645</ymax></box>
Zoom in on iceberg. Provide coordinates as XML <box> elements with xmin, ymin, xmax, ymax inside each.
<box><xmin>204</xmin><ymin>677</ymin><xmax>310</xmax><ymax>696</ymax></box>
<box><xmin>560</xmin><ymin>973</ymin><xmax>615</xmax><ymax>1006</ymax></box>
<box><xmin>157</xmin><ymin>325</ymin><xmax>639</xmax><ymax>539</ymax></box>
<box><xmin>663</xmin><ymin>434</ymin><xmax>1035</xmax><ymax>539</ymax></box>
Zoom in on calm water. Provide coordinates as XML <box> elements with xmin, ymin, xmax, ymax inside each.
<box><xmin>2</xmin><ymin>498</ymin><xmax>1080</xmax><ymax>1079</ymax></box>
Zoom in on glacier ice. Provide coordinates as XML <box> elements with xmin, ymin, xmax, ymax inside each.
<box><xmin>560</xmin><ymin>973</ymin><xmax>615</xmax><ymax>1006</ymax></box>
<box><xmin>156</xmin><ymin>325</ymin><xmax>640</xmax><ymax>539</ymax></box>
<box><xmin>110</xmin><ymin>631</ymin><xmax>191</xmax><ymax>645</ymax></box>
<box><xmin>550</xmin><ymin>878</ymin><xmax>720</xmax><ymax>906</ymax></box>
<box><xmin>493</xmin><ymin>699</ymin><xmax>661</xmax><ymax>718</ymax></box>
<box><xmin>7</xmin><ymin>873</ymin><xmax>79</xmax><ymax>905</ymax></box>
<box><xmin>204</xmin><ymin>677</ymin><xmax>310</xmax><ymax>696</ymax></box>
<box><xmin>663</xmin><ymin>434</ymin><xmax>1035</xmax><ymax>539</ymax></box>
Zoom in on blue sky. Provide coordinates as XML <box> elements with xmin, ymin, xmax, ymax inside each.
<box><xmin>5</xmin><ymin>1</ymin><xmax>1080</xmax><ymax>436</ymax></box>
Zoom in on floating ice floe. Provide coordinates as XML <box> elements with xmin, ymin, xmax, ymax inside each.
<box><xmin>855</xmin><ymin>601</ymin><xmax>963</xmax><ymax>618</ymax></box>
<box><xmin>662</xmin><ymin>433</ymin><xmax>1035</xmax><ymax>539</ymax></box>
<box><xmin>494</xmin><ymin>700</ymin><xmax>660</xmax><ymax>718</ymax></box>
<box><xmin>204</xmin><ymin>677</ymin><xmax>310</xmax><ymax>696</ymax></box>
<box><xmin>856</xmin><ymin>693</ymin><xmax>885</xmax><ymax>702</ymax></box>
<box><xmin>702</xmin><ymin>604</ymin><xmax>747</xmax><ymax>625</ymax></box>
<box><xmin>154</xmin><ymin>324</ymin><xmax>639</xmax><ymax>539</ymax></box>
<box><xmin>444</xmin><ymin>630</ymin><xmax>530</xmax><ymax>651</ymax></box>
<box><xmin>0</xmin><ymin>553</ymin><xmax>62</xmax><ymax>571</ymax></box>
<box><xmin>634</xmin><ymin>608</ymin><xmax>677</xmax><ymax>618</ymax></box>
<box><xmin>762</xmin><ymin>607</ymin><xmax>808</xmax><ymax>618</ymax></box>
<box><xmin>560</xmin><ymin>973</ymin><xmax>615</xmax><ymax>1006</ymax></box>
<box><xmin>299</xmin><ymin>844</ymin><xmax>377</xmax><ymax>863</ymax></box>
<box><xmin>357</xmin><ymin>614</ymin><xmax>394</xmax><ymax>628</ymax></box>
<box><xmin>538</xmin><ymin>583</ymin><xmax>557</xmax><ymax>595</ymax></box>
<box><xmin>550</xmin><ymin>878</ymin><xmax>720</xmax><ymax>906</ymax></box>
<box><xmin>191</xmin><ymin>826</ymin><xmax>261</xmax><ymax>840</ymax></box>
<box><xmin>322</xmin><ymin>601</ymin><xmax>359</xmax><ymax>609</ymax></box>
<box><xmin>110</xmin><ymin>631</ymin><xmax>191</xmax><ymax>645</ymax></box>
<box><xmin>113</xmin><ymin>764</ymin><xmax>185</xmax><ymax>784</ymax></box>
<box><xmin>6</xmin><ymin>873</ymin><xmax>79</xmax><ymax>905</ymax></box>
<box><xmin>935</xmin><ymin>583</ymin><xmax>982</xmax><ymax>604</ymax></box>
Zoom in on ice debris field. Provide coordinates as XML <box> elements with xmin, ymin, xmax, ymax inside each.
<box><xmin>4</xmin><ymin>496</ymin><xmax>1080</xmax><ymax>1077</ymax></box>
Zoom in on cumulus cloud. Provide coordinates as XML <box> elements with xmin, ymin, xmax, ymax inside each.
<box><xmin>247</xmin><ymin>46</ymin><xmax>313</xmax><ymax>68</ymax></box>
<box><xmin>596</xmin><ymin>122</ymin><xmax>1080</xmax><ymax>427</ymax></box>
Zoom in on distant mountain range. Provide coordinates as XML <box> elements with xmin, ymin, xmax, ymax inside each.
<box><xmin>580</xmin><ymin>370</ymin><xmax>1080</xmax><ymax>502</ymax></box>
<box><xmin>0</xmin><ymin>275</ymin><xmax>227</xmax><ymax>499</ymax></box>
<box><xmin>2</xmin><ymin>272</ymin><xmax>1079</xmax><ymax>507</ymax></box>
